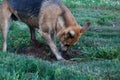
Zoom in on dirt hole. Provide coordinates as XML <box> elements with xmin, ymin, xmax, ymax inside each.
<box><xmin>17</xmin><ymin>42</ymin><xmax>84</xmax><ymax>62</ymax></box>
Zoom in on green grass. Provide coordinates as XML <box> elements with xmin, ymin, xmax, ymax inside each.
<box><xmin>62</xmin><ymin>0</ymin><xmax>120</xmax><ymax>10</ymax></box>
<box><xmin>0</xmin><ymin>0</ymin><xmax>120</xmax><ymax>80</ymax></box>
<box><xmin>0</xmin><ymin>52</ymin><xmax>120</xmax><ymax>80</ymax></box>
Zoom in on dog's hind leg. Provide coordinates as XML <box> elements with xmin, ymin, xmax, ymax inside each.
<box><xmin>1</xmin><ymin>1</ymin><xmax>12</xmax><ymax>52</ymax></box>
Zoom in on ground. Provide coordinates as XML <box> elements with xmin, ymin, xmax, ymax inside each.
<box><xmin>16</xmin><ymin>41</ymin><xmax>83</xmax><ymax>61</ymax></box>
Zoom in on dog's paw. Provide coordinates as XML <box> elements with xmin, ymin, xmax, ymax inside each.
<box><xmin>57</xmin><ymin>56</ymin><xmax>66</xmax><ymax>61</ymax></box>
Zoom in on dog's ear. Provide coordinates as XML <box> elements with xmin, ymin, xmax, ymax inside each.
<box><xmin>65</xmin><ymin>30</ymin><xmax>75</xmax><ymax>38</ymax></box>
<box><xmin>80</xmin><ymin>22</ymin><xmax>91</xmax><ymax>33</ymax></box>
<box><xmin>68</xmin><ymin>30</ymin><xmax>75</xmax><ymax>38</ymax></box>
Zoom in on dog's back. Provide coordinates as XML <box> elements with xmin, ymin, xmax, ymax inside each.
<box><xmin>6</xmin><ymin>0</ymin><xmax>62</xmax><ymax>26</ymax></box>
<box><xmin>7</xmin><ymin>0</ymin><xmax>44</xmax><ymax>18</ymax></box>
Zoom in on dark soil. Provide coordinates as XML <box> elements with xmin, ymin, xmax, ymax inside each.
<box><xmin>17</xmin><ymin>42</ymin><xmax>84</xmax><ymax>62</ymax></box>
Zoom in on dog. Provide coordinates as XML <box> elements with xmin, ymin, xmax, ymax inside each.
<box><xmin>1</xmin><ymin>0</ymin><xmax>90</xmax><ymax>60</ymax></box>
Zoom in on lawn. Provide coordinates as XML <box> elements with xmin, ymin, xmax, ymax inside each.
<box><xmin>0</xmin><ymin>0</ymin><xmax>120</xmax><ymax>80</ymax></box>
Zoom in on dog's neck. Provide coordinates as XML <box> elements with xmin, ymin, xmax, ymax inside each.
<box><xmin>56</xmin><ymin>4</ymin><xmax>78</xmax><ymax>36</ymax></box>
<box><xmin>60</xmin><ymin>3</ymin><xmax>78</xmax><ymax>27</ymax></box>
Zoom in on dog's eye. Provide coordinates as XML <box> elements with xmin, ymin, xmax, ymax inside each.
<box><xmin>64</xmin><ymin>44</ymin><xmax>70</xmax><ymax>47</ymax></box>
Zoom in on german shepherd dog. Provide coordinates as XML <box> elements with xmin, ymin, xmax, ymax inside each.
<box><xmin>1</xmin><ymin>0</ymin><xmax>90</xmax><ymax>60</ymax></box>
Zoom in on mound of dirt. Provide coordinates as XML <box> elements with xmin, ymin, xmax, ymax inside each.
<box><xmin>17</xmin><ymin>42</ymin><xmax>84</xmax><ymax>61</ymax></box>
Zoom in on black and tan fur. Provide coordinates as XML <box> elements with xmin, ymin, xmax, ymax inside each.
<box><xmin>0</xmin><ymin>0</ymin><xmax>90</xmax><ymax>60</ymax></box>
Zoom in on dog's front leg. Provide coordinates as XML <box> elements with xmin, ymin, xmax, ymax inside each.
<box><xmin>28</xmin><ymin>26</ymin><xmax>40</xmax><ymax>46</ymax></box>
<box><xmin>39</xmin><ymin>31</ymin><xmax>64</xmax><ymax>60</ymax></box>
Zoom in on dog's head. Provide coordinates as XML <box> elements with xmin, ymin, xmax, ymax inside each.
<box><xmin>57</xmin><ymin>22</ymin><xmax>90</xmax><ymax>51</ymax></box>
